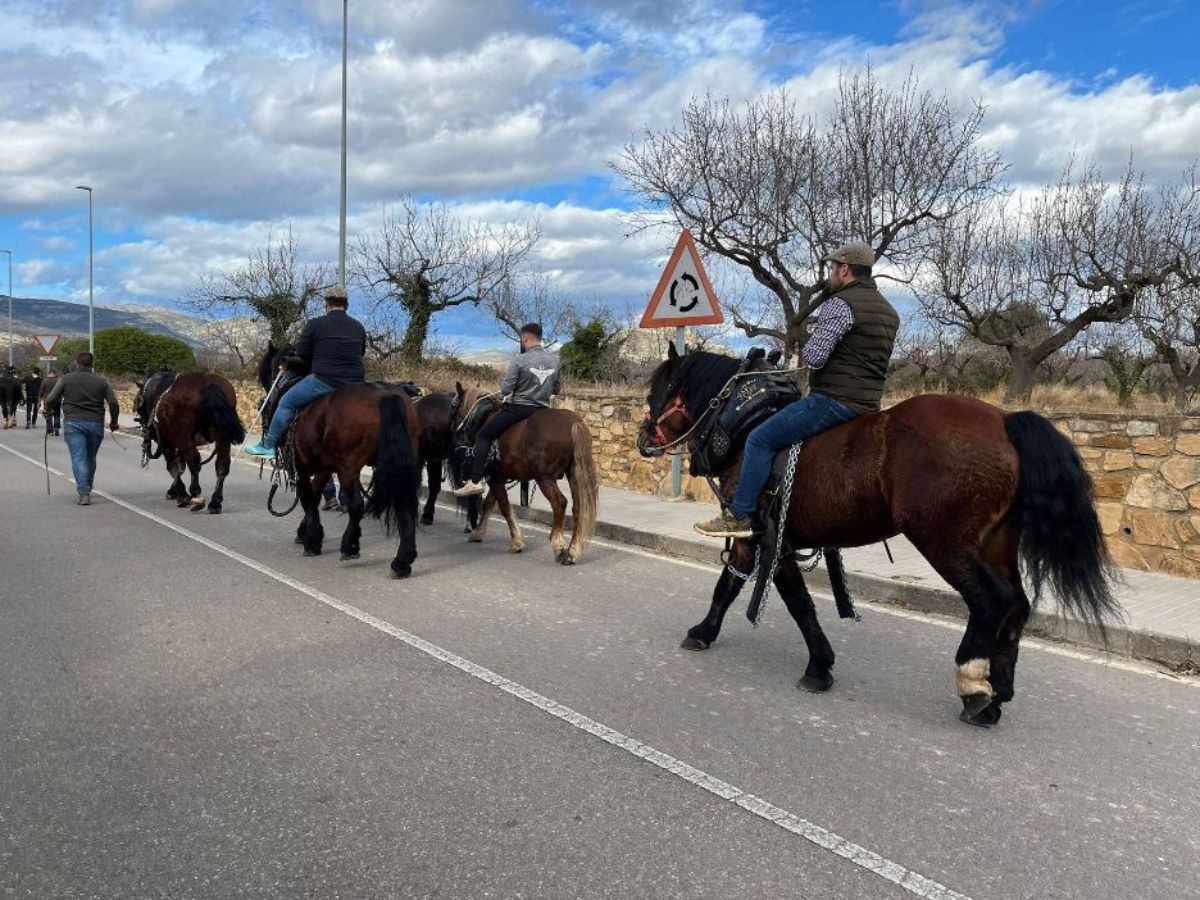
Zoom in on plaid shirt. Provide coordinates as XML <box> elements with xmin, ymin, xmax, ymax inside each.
<box><xmin>802</xmin><ymin>298</ymin><xmax>854</xmax><ymax>369</ymax></box>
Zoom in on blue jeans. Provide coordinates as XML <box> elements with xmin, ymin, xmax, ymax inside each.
<box><xmin>264</xmin><ymin>375</ymin><xmax>336</xmax><ymax>447</ymax></box>
<box><xmin>63</xmin><ymin>420</ymin><xmax>105</xmax><ymax>494</ymax></box>
<box><xmin>730</xmin><ymin>393</ymin><xmax>858</xmax><ymax>517</ymax></box>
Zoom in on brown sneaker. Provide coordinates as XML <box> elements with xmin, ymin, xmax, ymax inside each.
<box><xmin>453</xmin><ymin>480</ymin><xmax>486</xmax><ymax>497</ymax></box>
<box><xmin>694</xmin><ymin>510</ymin><xmax>756</xmax><ymax>538</ymax></box>
<box><xmin>78</xmin><ymin>492</ymin><xmax>91</xmax><ymax>506</ymax></box>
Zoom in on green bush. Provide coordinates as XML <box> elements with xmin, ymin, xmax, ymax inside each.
<box><xmin>57</xmin><ymin>327</ymin><xmax>196</xmax><ymax>375</ymax></box>
<box><xmin>559</xmin><ymin>318</ymin><xmax>612</xmax><ymax>382</ymax></box>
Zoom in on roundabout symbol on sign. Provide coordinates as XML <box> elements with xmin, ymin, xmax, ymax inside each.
<box><xmin>669</xmin><ymin>273</ymin><xmax>700</xmax><ymax>313</ymax></box>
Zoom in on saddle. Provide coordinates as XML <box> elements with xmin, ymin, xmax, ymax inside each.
<box><xmin>688</xmin><ymin>352</ymin><xmax>802</xmax><ymax>477</ymax></box>
<box><xmin>450</xmin><ymin>394</ymin><xmax>503</xmax><ymax>486</ymax></box>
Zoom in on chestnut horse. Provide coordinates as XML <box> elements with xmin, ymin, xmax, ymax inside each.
<box><xmin>638</xmin><ymin>347</ymin><xmax>1119</xmax><ymax>726</ymax></box>
<box><xmin>256</xmin><ymin>344</ymin><xmax>422</xmax><ymax>578</ymax></box>
<box><xmin>135</xmin><ymin>371</ymin><xmax>246</xmax><ymax>513</ymax></box>
<box><xmin>449</xmin><ymin>383</ymin><xmax>598</xmax><ymax>564</ymax></box>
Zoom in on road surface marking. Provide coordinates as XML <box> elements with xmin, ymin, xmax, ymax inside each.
<box><xmin>2</xmin><ymin>440</ymin><xmax>969</xmax><ymax>900</ymax></box>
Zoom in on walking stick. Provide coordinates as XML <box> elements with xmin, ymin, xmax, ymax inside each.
<box><xmin>44</xmin><ymin>427</ymin><xmax>51</xmax><ymax>495</ymax></box>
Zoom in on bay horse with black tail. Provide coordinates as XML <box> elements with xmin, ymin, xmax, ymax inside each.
<box><xmin>257</xmin><ymin>344</ymin><xmax>422</xmax><ymax>578</ymax></box>
<box><xmin>450</xmin><ymin>383</ymin><xmax>598</xmax><ymax>564</ymax></box>
<box><xmin>415</xmin><ymin>390</ymin><xmax>481</xmax><ymax>530</ymax></box>
<box><xmin>134</xmin><ymin>371</ymin><xmax>247</xmax><ymax>513</ymax></box>
<box><xmin>639</xmin><ymin>347</ymin><xmax>1120</xmax><ymax>727</ymax></box>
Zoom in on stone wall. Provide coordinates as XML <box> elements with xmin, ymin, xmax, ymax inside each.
<box><xmin>1052</xmin><ymin>414</ymin><xmax>1200</xmax><ymax>578</ymax></box>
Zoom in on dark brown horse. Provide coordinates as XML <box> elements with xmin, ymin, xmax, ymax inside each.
<box><xmin>449</xmin><ymin>383</ymin><xmax>598</xmax><ymax>564</ymax></box>
<box><xmin>638</xmin><ymin>347</ymin><xmax>1119</xmax><ymax>726</ymax></box>
<box><xmin>135</xmin><ymin>371</ymin><xmax>247</xmax><ymax>513</ymax></box>
<box><xmin>415</xmin><ymin>391</ymin><xmax>480</xmax><ymax>530</ymax></box>
<box><xmin>257</xmin><ymin>345</ymin><xmax>422</xmax><ymax>578</ymax></box>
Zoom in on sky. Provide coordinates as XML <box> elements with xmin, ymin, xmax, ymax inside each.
<box><xmin>1</xmin><ymin>0</ymin><xmax>1199</xmax><ymax>351</ymax></box>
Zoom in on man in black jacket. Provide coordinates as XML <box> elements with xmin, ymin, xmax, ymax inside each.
<box><xmin>23</xmin><ymin>369</ymin><xmax>42</xmax><ymax>428</ymax></box>
<box><xmin>244</xmin><ymin>286</ymin><xmax>366</xmax><ymax>458</ymax></box>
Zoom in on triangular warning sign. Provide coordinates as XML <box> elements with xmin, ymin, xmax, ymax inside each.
<box><xmin>33</xmin><ymin>334</ymin><xmax>60</xmax><ymax>353</ymax></box>
<box><xmin>640</xmin><ymin>229</ymin><xmax>724</xmax><ymax>328</ymax></box>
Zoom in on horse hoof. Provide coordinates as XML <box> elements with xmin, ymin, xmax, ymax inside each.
<box><xmin>420</xmin><ymin>515</ymin><xmax>434</xmax><ymax>526</ymax></box>
<box><xmin>390</xmin><ymin>565</ymin><xmax>412</xmax><ymax>579</ymax></box>
<box><xmin>558</xmin><ymin>554</ymin><xmax>576</xmax><ymax>566</ymax></box>
<box><xmin>207</xmin><ymin>506</ymin><xmax>221</xmax><ymax>515</ymax></box>
<box><xmin>959</xmin><ymin>692</ymin><xmax>993</xmax><ymax>718</ymax></box>
<box><xmin>340</xmin><ymin>552</ymin><xmax>359</xmax><ymax>561</ymax></box>
<box><xmin>467</xmin><ymin>534</ymin><xmax>483</xmax><ymax>543</ymax></box>
<box><xmin>680</xmin><ymin>636</ymin><xmax>710</xmax><ymax>651</ymax></box>
<box><xmin>797</xmin><ymin>673</ymin><xmax>834</xmax><ymax>693</ymax></box>
<box><xmin>508</xmin><ymin>545</ymin><xmax>524</xmax><ymax>554</ymax></box>
<box><xmin>303</xmin><ymin>547</ymin><xmax>322</xmax><ymax>557</ymax></box>
<box><xmin>294</xmin><ymin>535</ymin><xmax>305</xmax><ymax>545</ymax></box>
<box><xmin>960</xmin><ymin>697</ymin><xmax>1003</xmax><ymax>728</ymax></box>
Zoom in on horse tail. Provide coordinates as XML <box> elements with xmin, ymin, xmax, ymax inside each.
<box><xmin>1004</xmin><ymin>411</ymin><xmax>1120</xmax><ymax>634</ymax></box>
<box><xmin>366</xmin><ymin>393</ymin><xmax>420</xmax><ymax>535</ymax></box>
<box><xmin>199</xmin><ymin>383</ymin><xmax>247</xmax><ymax>446</ymax></box>
<box><xmin>566</xmin><ymin>419</ymin><xmax>599</xmax><ymax>552</ymax></box>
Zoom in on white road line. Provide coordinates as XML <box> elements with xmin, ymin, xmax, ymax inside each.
<box><xmin>2</xmin><ymin>439</ymin><xmax>969</xmax><ymax>900</ymax></box>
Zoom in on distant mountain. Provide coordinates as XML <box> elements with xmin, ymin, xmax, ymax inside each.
<box><xmin>1</xmin><ymin>296</ymin><xmax>204</xmax><ymax>348</ymax></box>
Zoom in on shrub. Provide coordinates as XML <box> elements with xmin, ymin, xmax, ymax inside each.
<box><xmin>58</xmin><ymin>327</ymin><xmax>196</xmax><ymax>375</ymax></box>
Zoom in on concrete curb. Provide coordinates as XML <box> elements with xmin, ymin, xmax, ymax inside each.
<box><xmin>500</xmin><ymin>499</ymin><xmax>1198</xmax><ymax>673</ymax></box>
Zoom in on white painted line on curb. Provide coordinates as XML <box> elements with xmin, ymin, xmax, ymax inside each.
<box><xmin>2</xmin><ymin>439</ymin><xmax>969</xmax><ymax>900</ymax></box>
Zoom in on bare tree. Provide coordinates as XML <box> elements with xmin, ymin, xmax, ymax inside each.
<box><xmin>612</xmin><ymin>68</ymin><xmax>1005</xmax><ymax>355</ymax></box>
<box><xmin>355</xmin><ymin>197</ymin><xmax>540</xmax><ymax>365</ymax></box>
<box><xmin>916</xmin><ymin>159</ymin><xmax>1198</xmax><ymax>399</ymax></box>
<box><xmin>185</xmin><ymin>230</ymin><xmax>330</xmax><ymax>347</ymax></box>
<box><xmin>480</xmin><ymin>273</ymin><xmax>579</xmax><ymax>348</ymax></box>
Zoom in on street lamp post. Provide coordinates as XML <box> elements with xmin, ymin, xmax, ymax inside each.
<box><xmin>2</xmin><ymin>249</ymin><xmax>12</xmax><ymax>366</ymax></box>
<box><xmin>75</xmin><ymin>185</ymin><xmax>94</xmax><ymax>354</ymax></box>
<box><xmin>338</xmin><ymin>0</ymin><xmax>348</xmax><ymax>289</ymax></box>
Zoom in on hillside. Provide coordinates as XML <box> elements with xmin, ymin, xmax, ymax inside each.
<box><xmin>1</xmin><ymin>296</ymin><xmax>202</xmax><ymax>348</ymax></box>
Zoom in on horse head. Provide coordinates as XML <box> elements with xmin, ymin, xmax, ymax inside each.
<box><xmin>134</xmin><ymin>370</ymin><xmax>176</xmax><ymax>426</ymax></box>
<box><xmin>452</xmin><ymin>381</ymin><xmax>495</xmax><ymax>440</ymax></box>
<box><xmin>639</xmin><ymin>346</ymin><xmax>739</xmax><ymax>458</ymax></box>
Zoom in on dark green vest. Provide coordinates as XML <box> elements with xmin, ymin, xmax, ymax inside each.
<box><xmin>808</xmin><ymin>278</ymin><xmax>899</xmax><ymax>415</ymax></box>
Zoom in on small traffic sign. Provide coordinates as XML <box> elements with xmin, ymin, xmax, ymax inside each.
<box><xmin>639</xmin><ymin>229</ymin><xmax>724</xmax><ymax>328</ymax></box>
<box><xmin>33</xmin><ymin>334</ymin><xmax>61</xmax><ymax>354</ymax></box>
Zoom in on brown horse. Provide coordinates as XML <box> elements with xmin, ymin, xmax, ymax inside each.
<box><xmin>414</xmin><ymin>391</ymin><xmax>480</xmax><ymax>530</ymax></box>
<box><xmin>135</xmin><ymin>371</ymin><xmax>247</xmax><ymax>513</ymax></box>
<box><xmin>449</xmin><ymin>383</ymin><xmax>598</xmax><ymax>564</ymax></box>
<box><xmin>638</xmin><ymin>347</ymin><xmax>1119</xmax><ymax>726</ymax></box>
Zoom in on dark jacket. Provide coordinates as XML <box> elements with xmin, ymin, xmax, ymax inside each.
<box><xmin>41</xmin><ymin>367</ymin><xmax>120</xmax><ymax>424</ymax></box>
<box><xmin>805</xmin><ymin>278</ymin><xmax>899</xmax><ymax>415</ymax></box>
<box><xmin>295</xmin><ymin>309</ymin><xmax>367</xmax><ymax>386</ymax></box>
<box><xmin>23</xmin><ymin>374</ymin><xmax>41</xmax><ymax>402</ymax></box>
<box><xmin>39</xmin><ymin>375</ymin><xmax>60</xmax><ymax>406</ymax></box>
<box><xmin>0</xmin><ymin>373</ymin><xmax>21</xmax><ymax>406</ymax></box>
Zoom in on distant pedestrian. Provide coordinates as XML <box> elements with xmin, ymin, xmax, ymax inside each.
<box><xmin>23</xmin><ymin>369</ymin><xmax>42</xmax><ymax>429</ymax></box>
<box><xmin>40</xmin><ymin>369</ymin><xmax>61</xmax><ymax>436</ymax></box>
<box><xmin>41</xmin><ymin>352</ymin><xmax>121</xmax><ymax>505</ymax></box>
<box><xmin>0</xmin><ymin>366</ymin><xmax>21</xmax><ymax>429</ymax></box>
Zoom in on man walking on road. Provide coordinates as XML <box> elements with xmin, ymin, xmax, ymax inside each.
<box><xmin>41</xmin><ymin>352</ymin><xmax>121</xmax><ymax>505</ymax></box>
<box><xmin>23</xmin><ymin>369</ymin><xmax>42</xmax><ymax>429</ymax></box>
<box><xmin>40</xmin><ymin>369</ymin><xmax>61</xmax><ymax>436</ymax></box>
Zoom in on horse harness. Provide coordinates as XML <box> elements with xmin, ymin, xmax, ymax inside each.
<box><xmin>139</xmin><ymin>373</ymin><xmax>176</xmax><ymax>468</ymax></box>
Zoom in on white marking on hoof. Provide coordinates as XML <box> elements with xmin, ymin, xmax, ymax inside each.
<box><xmin>956</xmin><ymin>658</ymin><xmax>993</xmax><ymax>698</ymax></box>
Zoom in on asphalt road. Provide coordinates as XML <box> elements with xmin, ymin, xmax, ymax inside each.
<box><xmin>1</xmin><ymin>427</ymin><xmax>1198</xmax><ymax>900</ymax></box>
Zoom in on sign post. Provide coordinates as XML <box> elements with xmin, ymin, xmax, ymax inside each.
<box><xmin>640</xmin><ymin>229</ymin><xmax>724</xmax><ymax>498</ymax></box>
<box><xmin>34</xmin><ymin>335</ymin><xmax>60</xmax><ymax>371</ymax></box>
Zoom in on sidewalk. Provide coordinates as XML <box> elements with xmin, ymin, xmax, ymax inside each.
<box><xmin>510</xmin><ymin>483</ymin><xmax>1199</xmax><ymax>671</ymax></box>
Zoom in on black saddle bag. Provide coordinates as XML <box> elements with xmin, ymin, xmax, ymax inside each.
<box><xmin>689</xmin><ymin>369</ymin><xmax>801</xmax><ymax>477</ymax></box>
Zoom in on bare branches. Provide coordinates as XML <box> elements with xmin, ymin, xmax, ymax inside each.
<box><xmin>354</xmin><ymin>196</ymin><xmax>540</xmax><ymax>364</ymax></box>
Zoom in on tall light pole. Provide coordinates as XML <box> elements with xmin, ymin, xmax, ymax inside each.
<box><xmin>2</xmin><ymin>249</ymin><xmax>12</xmax><ymax>366</ymax></box>
<box><xmin>75</xmin><ymin>185</ymin><xmax>94</xmax><ymax>353</ymax></box>
<box><xmin>338</xmin><ymin>0</ymin><xmax>348</xmax><ymax>289</ymax></box>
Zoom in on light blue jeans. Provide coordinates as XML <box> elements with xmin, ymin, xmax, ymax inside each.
<box><xmin>730</xmin><ymin>393</ymin><xmax>858</xmax><ymax>517</ymax></box>
<box><xmin>264</xmin><ymin>374</ymin><xmax>336</xmax><ymax>448</ymax></box>
<box><xmin>63</xmin><ymin>420</ymin><xmax>105</xmax><ymax>494</ymax></box>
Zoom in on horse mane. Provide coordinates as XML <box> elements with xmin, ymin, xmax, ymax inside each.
<box><xmin>649</xmin><ymin>351</ymin><xmax>740</xmax><ymax>412</ymax></box>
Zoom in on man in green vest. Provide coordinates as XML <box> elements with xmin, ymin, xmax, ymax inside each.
<box><xmin>695</xmin><ymin>242</ymin><xmax>900</xmax><ymax>538</ymax></box>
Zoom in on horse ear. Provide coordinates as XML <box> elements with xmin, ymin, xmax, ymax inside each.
<box><xmin>667</xmin><ymin>342</ymin><xmax>680</xmax><ymax>363</ymax></box>
<box><xmin>134</xmin><ymin>379</ymin><xmax>143</xmax><ymax>390</ymax></box>
<box><xmin>455</xmin><ymin>380</ymin><xmax>464</xmax><ymax>396</ymax></box>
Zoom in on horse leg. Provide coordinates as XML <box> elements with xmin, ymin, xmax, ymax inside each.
<box><xmin>981</xmin><ymin>530</ymin><xmax>1030</xmax><ymax>714</ymax></box>
<box><xmin>536</xmin><ymin>477</ymin><xmax>569</xmax><ymax>561</ymax></box>
<box><xmin>681</xmin><ymin>540</ymin><xmax>754</xmax><ymax>650</ymax></box>
<box><xmin>492</xmin><ymin>484</ymin><xmax>525</xmax><ymax>553</ymax></box>
<box><xmin>467</xmin><ymin>490</ymin><xmax>498</xmax><ymax>543</ymax></box>
<box><xmin>774</xmin><ymin>557</ymin><xmax>837</xmax><ymax>692</ymax></box>
<box><xmin>166</xmin><ymin>450</ymin><xmax>187</xmax><ymax>501</ymax></box>
<box><xmin>206</xmin><ymin>443</ymin><xmax>231</xmax><ymax>513</ymax></box>
<box><xmin>390</xmin><ymin>489</ymin><xmax>419</xmax><ymax>580</ymax></box>
<box><xmin>299</xmin><ymin>473</ymin><xmax>326</xmax><ymax>556</ymax></box>
<box><xmin>339</xmin><ymin>473</ymin><xmax>365</xmax><ymax>560</ymax></box>
<box><xmin>421</xmin><ymin>458</ymin><xmax>440</xmax><ymax>525</ymax></box>
<box><xmin>186</xmin><ymin>447</ymin><xmax>206</xmax><ymax>511</ymax></box>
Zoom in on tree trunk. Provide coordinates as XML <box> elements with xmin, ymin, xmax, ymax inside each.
<box><xmin>401</xmin><ymin>302</ymin><xmax>432</xmax><ymax>366</ymax></box>
<box><xmin>1004</xmin><ymin>353</ymin><xmax>1038</xmax><ymax>402</ymax></box>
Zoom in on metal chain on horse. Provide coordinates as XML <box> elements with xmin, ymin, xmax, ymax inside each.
<box><xmin>746</xmin><ymin>441</ymin><xmax>817</xmax><ymax>627</ymax></box>
<box><xmin>266</xmin><ymin>422</ymin><xmax>301</xmax><ymax>517</ymax></box>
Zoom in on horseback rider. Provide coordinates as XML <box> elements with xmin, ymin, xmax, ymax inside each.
<box><xmin>453</xmin><ymin>322</ymin><xmax>561</xmax><ymax>497</ymax></box>
<box><xmin>694</xmin><ymin>242</ymin><xmax>899</xmax><ymax>538</ymax></box>
<box><xmin>244</xmin><ymin>285</ymin><xmax>366</xmax><ymax>458</ymax></box>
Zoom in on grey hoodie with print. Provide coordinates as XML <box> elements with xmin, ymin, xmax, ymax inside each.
<box><xmin>500</xmin><ymin>344</ymin><xmax>561</xmax><ymax>407</ymax></box>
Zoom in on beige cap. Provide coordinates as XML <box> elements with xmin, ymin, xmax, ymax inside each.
<box><xmin>824</xmin><ymin>242</ymin><xmax>875</xmax><ymax>268</ymax></box>
<box><xmin>324</xmin><ymin>285</ymin><xmax>349</xmax><ymax>302</ymax></box>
